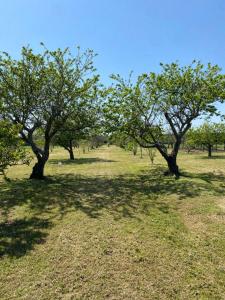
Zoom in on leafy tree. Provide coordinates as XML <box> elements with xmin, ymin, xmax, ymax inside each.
<box><xmin>0</xmin><ymin>120</ymin><xmax>29</xmax><ymax>179</ymax></box>
<box><xmin>55</xmin><ymin>100</ymin><xmax>100</xmax><ymax>160</ymax></box>
<box><xmin>104</xmin><ymin>62</ymin><xmax>224</xmax><ymax>177</ymax></box>
<box><xmin>55</xmin><ymin>123</ymin><xmax>80</xmax><ymax>160</ymax></box>
<box><xmin>89</xmin><ymin>135</ymin><xmax>108</xmax><ymax>149</ymax></box>
<box><xmin>184</xmin><ymin>128</ymin><xmax>197</xmax><ymax>153</ymax></box>
<box><xmin>0</xmin><ymin>45</ymin><xmax>99</xmax><ymax>179</ymax></box>
<box><xmin>186</xmin><ymin>122</ymin><xmax>225</xmax><ymax>157</ymax></box>
<box><xmin>109</xmin><ymin>132</ymin><xmax>138</xmax><ymax>155</ymax></box>
<box><xmin>147</xmin><ymin>148</ymin><xmax>156</xmax><ymax>164</ymax></box>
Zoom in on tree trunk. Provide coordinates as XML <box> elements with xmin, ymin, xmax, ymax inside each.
<box><xmin>30</xmin><ymin>158</ymin><xmax>46</xmax><ymax>179</ymax></box>
<box><xmin>65</xmin><ymin>140</ymin><xmax>75</xmax><ymax>160</ymax></box>
<box><xmin>208</xmin><ymin>144</ymin><xmax>212</xmax><ymax>157</ymax></box>
<box><xmin>133</xmin><ymin>146</ymin><xmax>137</xmax><ymax>156</ymax></box>
<box><xmin>166</xmin><ymin>155</ymin><xmax>180</xmax><ymax>178</ymax></box>
<box><xmin>68</xmin><ymin>147</ymin><xmax>75</xmax><ymax>160</ymax></box>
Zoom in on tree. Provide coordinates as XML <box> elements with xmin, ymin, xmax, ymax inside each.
<box><xmin>0</xmin><ymin>120</ymin><xmax>29</xmax><ymax>180</ymax></box>
<box><xmin>184</xmin><ymin>128</ymin><xmax>197</xmax><ymax>153</ymax></box>
<box><xmin>0</xmin><ymin>45</ymin><xmax>99</xmax><ymax>179</ymax></box>
<box><xmin>147</xmin><ymin>148</ymin><xmax>156</xmax><ymax>164</ymax></box>
<box><xmin>186</xmin><ymin>122</ymin><xmax>225</xmax><ymax>157</ymax></box>
<box><xmin>55</xmin><ymin>96</ymin><xmax>101</xmax><ymax>160</ymax></box>
<box><xmin>89</xmin><ymin>135</ymin><xmax>108</xmax><ymax>149</ymax></box>
<box><xmin>108</xmin><ymin>132</ymin><xmax>138</xmax><ymax>155</ymax></box>
<box><xmin>55</xmin><ymin>123</ymin><xmax>80</xmax><ymax>160</ymax></box>
<box><xmin>104</xmin><ymin>62</ymin><xmax>224</xmax><ymax>177</ymax></box>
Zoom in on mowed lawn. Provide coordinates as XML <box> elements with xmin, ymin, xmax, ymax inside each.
<box><xmin>0</xmin><ymin>146</ymin><xmax>225</xmax><ymax>300</ymax></box>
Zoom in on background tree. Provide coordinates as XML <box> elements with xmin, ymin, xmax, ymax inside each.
<box><xmin>55</xmin><ymin>99</ymin><xmax>100</xmax><ymax>160</ymax></box>
<box><xmin>108</xmin><ymin>132</ymin><xmax>138</xmax><ymax>155</ymax></box>
<box><xmin>184</xmin><ymin>128</ymin><xmax>198</xmax><ymax>153</ymax></box>
<box><xmin>0</xmin><ymin>120</ymin><xmax>30</xmax><ymax>180</ymax></box>
<box><xmin>104</xmin><ymin>62</ymin><xmax>224</xmax><ymax>177</ymax></box>
<box><xmin>55</xmin><ymin>124</ymin><xmax>80</xmax><ymax>160</ymax></box>
<box><xmin>186</xmin><ymin>122</ymin><xmax>225</xmax><ymax>157</ymax></box>
<box><xmin>147</xmin><ymin>148</ymin><xmax>157</xmax><ymax>164</ymax></box>
<box><xmin>0</xmin><ymin>45</ymin><xmax>99</xmax><ymax>179</ymax></box>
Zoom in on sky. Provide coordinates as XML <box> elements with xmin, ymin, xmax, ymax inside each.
<box><xmin>0</xmin><ymin>0</ymin><xmax>225</xmax><ymax>116</ymax></box>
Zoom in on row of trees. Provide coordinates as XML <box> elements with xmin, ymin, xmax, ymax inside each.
<box><xmin>0</xmin><ymin>45</ymin><xmax>225</xmax><ymax>179</ymax></box>
<box><xmin>111</xmin><ymin>122</ymin><xmax>225</xmax><ymax>159</ymax></box>
<box><xmin>186</xmin><ymin>122</ymin><xmax>225</xmax><ymax>157</ymax></box>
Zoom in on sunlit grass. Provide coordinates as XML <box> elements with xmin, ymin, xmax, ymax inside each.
<box><xmin>0</xmin><ymin>146</ymin><xmax>225</xmax><ymax>299</ymax></box>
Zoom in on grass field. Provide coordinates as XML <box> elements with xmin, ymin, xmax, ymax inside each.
<box><xmin>0</xmin><ymin>146</ymin><xmax>225</xmax><ymax>299</ymax></box>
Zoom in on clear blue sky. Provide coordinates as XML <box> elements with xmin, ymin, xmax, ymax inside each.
<box><xmin>0</xmin><ymin>0</ymin><xmax>225</xmax><ymax>115</ymax></box>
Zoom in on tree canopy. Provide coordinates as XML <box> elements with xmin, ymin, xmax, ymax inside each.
<box><xmin>0</xmin><ymin>45</ymin><xmax>99</xmax><ymax>178</ymax></box>
<box><xmin>0</xmin><ymin>44</ymin><xmax>224</xmax><ymax>180</ymax></box>
<box><xmin>104</xmin><ymin>61</ymin><xmax>225</xmax><ymax>177</ymax></box>
<box><xmin>186</xmin><ymin>122</ymin><xmax>225</xmax><ymax>157</ymax></box>
<box><xmin>0</xmin><ymin>120</ymin><xmax>29</xmax><ymax>179</ymax></box>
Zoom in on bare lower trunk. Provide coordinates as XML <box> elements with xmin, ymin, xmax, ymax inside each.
<box><xmin>68</xmin><ymin>147</ymin><xmax>75</xmax><ymax>160</ymax></box>
<box><xmin>165</xmin><ymin>155</ymin><xmax>180</xmax><ymax>178</ymax></box>
<box><xmin>132</xmin><ymin>146</ymin><xmax>137</xmax><ymax>156</ymax></box>
<box><xmin>30</xmin><ymin>158</ymin><xmax>46</xmax><ymax>179</ymax></box>
<box><xmin>64</xmin><ymin>141</ymin><xmax>75</xmax><ymax>160</ymax></box>
<box><xmin>69</xmin><ymin>140</ymin><xmax>75</xmax><ymax>160</ymax></box>
<box><xmin>208</xmin><ymin>144</ymin><xmax>212</xmax><ymax>157</ymax></box>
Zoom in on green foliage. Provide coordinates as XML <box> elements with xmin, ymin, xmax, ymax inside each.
<box><xmin>109</xmin><ymin>132</ymin><xmax>138</xmax><ymax>155</ymax></box>
<box><xmin>147</xmin><ymin>148</ymin><xmax>157</xmax><ymax>164</ymax></box>
<box><xmin>186</xmin><ymin>122</ymin><xmax>225</xmax><ymax>155</ymax></box>
<box><xmin>0</xmin><ymin>120</ymin><xmax>30</xmax><ymax>178</ymax></box>
<box><xmin>105</xmin><ymin>62</ymin><xmax>224</xmax><ymax>145</ymax></box>
<box><xmin>55</xmin><ymin>94</ymin><xmax>102</xmax><ymax>156</ymax></box>
<box><xmin>104</xmin><ymin>61</ymin><xmax>225</xmax><ymax>175</ymax></box>
<box><xmin>0</xmin><ymin>45</ymin><xmax>99</xmax><ymax>178</ymax></box>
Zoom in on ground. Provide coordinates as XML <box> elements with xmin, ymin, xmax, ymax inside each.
<box><xmin>0</xmin><ymin>146</ymin><xmax>225</xmax><ymax>300</ymax></box>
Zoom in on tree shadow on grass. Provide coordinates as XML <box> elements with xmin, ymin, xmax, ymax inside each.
<box><xmin>199</xmin><ymin>155</ymin><xmax>225</xmax><ymax>160</ymax></box>
<box><xmin>181</xmin><ymin>170</ymin><xmax>225</xmax><ymax>185</ymax></box>
<box><xmin>0</xmin><ymin>167</ymin><xmax>224</xmax><ymax>257</ymax></box>
<box><xmin>0</xmin><ymin>217</ymin><xmax>51</xmax><ymax>258</ymax></box>
<box><xmin>1</xmin><ymin>167</ymin><xmax>224</xmax><ymax>219</ymax></box>
<box><xmin>48</xmin><ymin>157</ymin><xmax>117</xmax><ymax>165</ymax></box>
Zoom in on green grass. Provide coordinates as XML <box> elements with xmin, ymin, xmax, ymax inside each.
<box><xmin>0</xmin><ymin>146</ymin><xmax>225</xmax><ymax>299</ymax></box>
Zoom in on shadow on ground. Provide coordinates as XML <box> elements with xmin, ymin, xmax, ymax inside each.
<box><xmin>199</xmin><ymin>155</ymin><xmax>225</xmax><ymax>160</ymax></box>
<box><xmin>0</xmin><ymin>217</ymin><xmax>51</xmax><ymax>258</ymax></box>
<box><xmin>0</xmin><ymin>167</ymin><xmax>224</xmax><ymax>257</ymax></box>
<box><xmin>48</xmin><ymin>157</ymin><xmax>117</xmax><ymax>165</ymax></box>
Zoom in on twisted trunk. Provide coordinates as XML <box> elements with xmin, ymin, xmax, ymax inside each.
<box><xmin>30</xmin><ymin>157</ymin><xmax>47</xmax><ymax>179</ymax></box>
<box><xmin>155</xmin><ymin>137</ymin><xmax>181</xmax><ymax>179</ymax></box>
<box><xmin>165</xmin><ymin>155</ymin><xmax>180</xmax><ymax>178</ymax></box>
<box><xmin>28</xmin><ymin>132</ymin><xmax>50</xmax><ymax>179</ymax></box>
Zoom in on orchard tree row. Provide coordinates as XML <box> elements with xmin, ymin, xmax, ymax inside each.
<box><xmin>0</xmin><ymin>45</ymin><xmax>225</xmax><ymax>179</ymax></box>
<box><xmin>111</xmin><ymin>122</ymin><xmax>225</xmax><ymax>159</ymax></box>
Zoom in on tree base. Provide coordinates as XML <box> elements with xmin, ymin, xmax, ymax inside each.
<box><xmin>29</xmin><ymin>174</ymin><xmax>46</xmax><ymax>180</ymax></box>
<box><xmin>29</xmin><ymin>161</ymin><xmax>46</xmax><ymax>180</ymax></box>
<box><xmin>164</xmin><ymin>169</ymin><xmax>180</xmax><ymax>179</ymax></box>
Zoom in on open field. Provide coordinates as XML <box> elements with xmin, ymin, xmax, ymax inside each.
<box><xmin>0</xmin><ymin>146</ymin><xmax>225</xmax><ymax>299</ymax></box>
